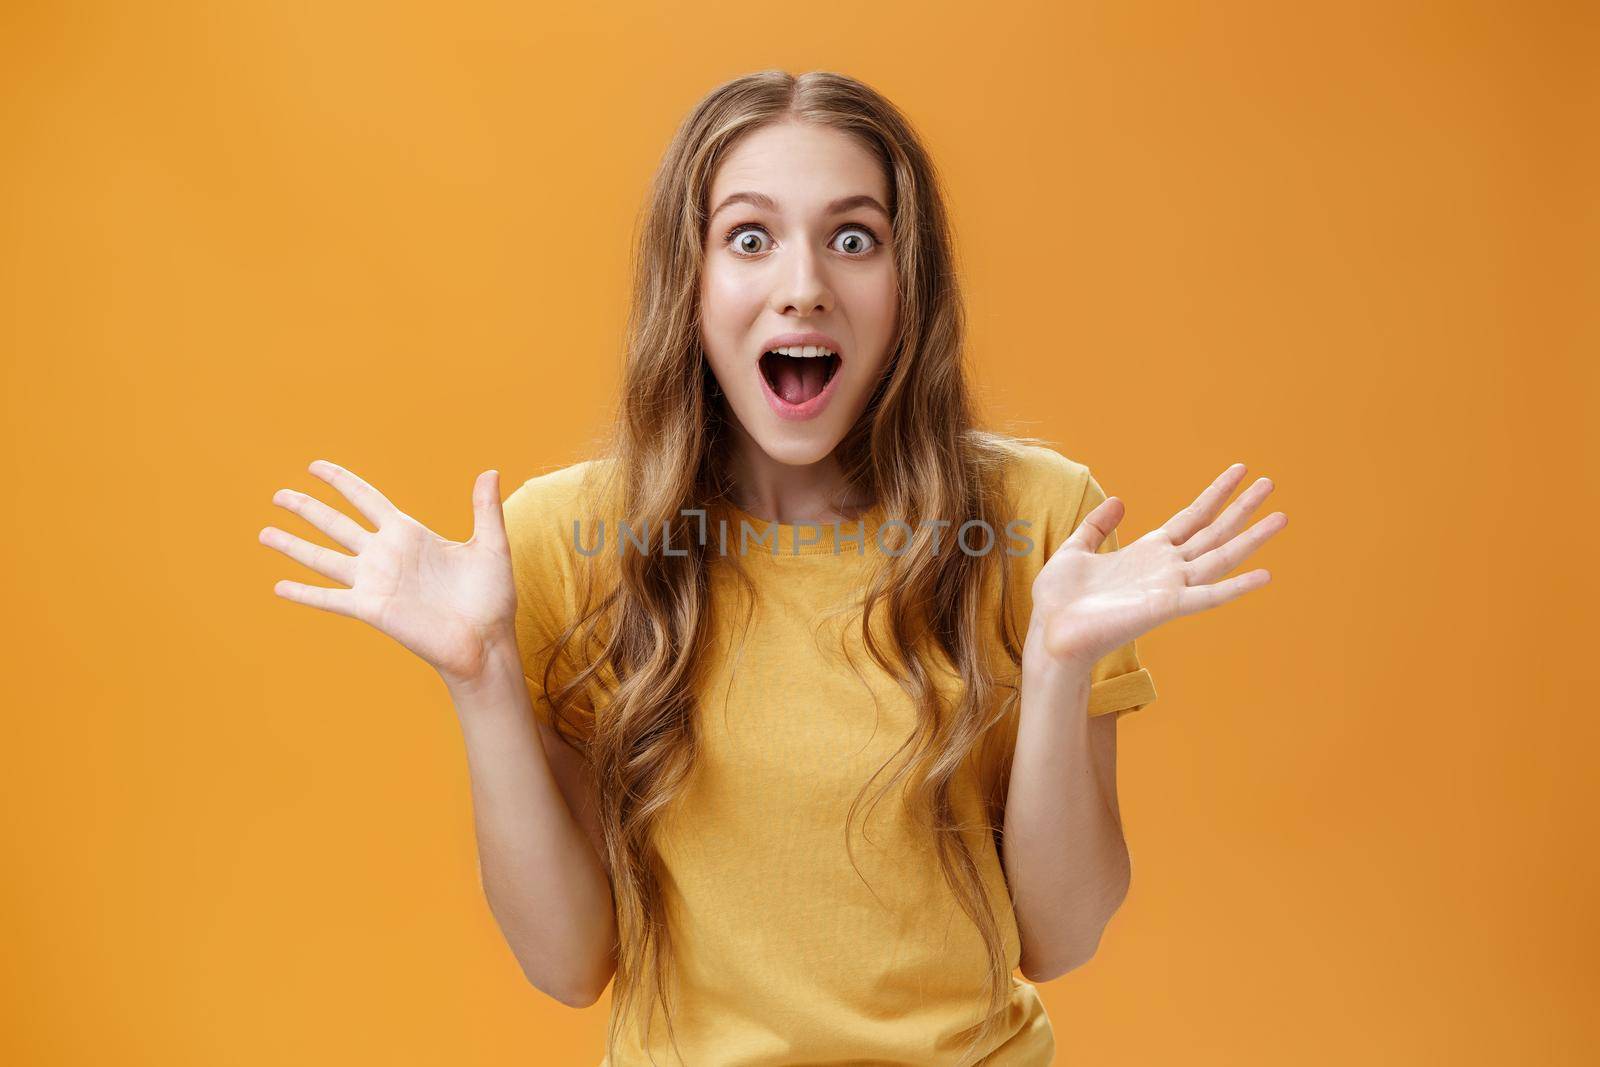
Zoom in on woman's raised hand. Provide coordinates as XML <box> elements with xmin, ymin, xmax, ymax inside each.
<box><xmin>259</xmin><ymin>460</ymin><xmax>519</xmax><ymax>687</ymax></box>
<box><xmin>1026</xmin><ymin>463</ymin><xmax>1287</xmax><ymax>671</ymax></box>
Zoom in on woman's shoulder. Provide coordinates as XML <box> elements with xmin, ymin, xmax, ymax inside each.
<box><xmin>508</xmin><ymin>455</ymin><xmax>618</xmax><ymax>500</ymax></box>
<box><xmin>977</xmin><ymin>435</ymin><xmax>1110</xmax><ymax>569</ymax></box>
<box><xmin>986</xmin><ymin>435</ymin><xmax>1094</xmax><ymax>515</ymax></box>
<box><xmin>505</xmin><ymin>455</ymin><xmax>619</xmax><ymax>515</ymax></box>
<box><xmin>502</xmin><ymin>455</ymin><xmax>621</xmax><ymax>558</ymax></box>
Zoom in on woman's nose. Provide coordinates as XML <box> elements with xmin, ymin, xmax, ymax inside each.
<box><xmin>771</xmin><ymin>245</ymin><xmax>833</xmax><ymax>314</ymax></box>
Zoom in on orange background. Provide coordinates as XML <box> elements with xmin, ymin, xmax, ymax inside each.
<box><xmin>3</xmin><ymin>2</ymin><xmax>1594</xmax><ymax>1063</ymax></box>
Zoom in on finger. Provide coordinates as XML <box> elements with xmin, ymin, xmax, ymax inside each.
<box><xmin>1180</xmin><ymin>476</ymin><xmax>1276</xmax><ymax>561</ymax></box>
<box><xmin>471</xmin><ymin>470</ymin><xmax>510</xmax><ymax>554</ymax></box>
<box><xmin>1161</xmin><ymin>463</ymin><xmax>1248</xmax><ymax>545</ymax></box>
<box><xmin>271</xmin><ymin>578</ymin><xmax>364</xmax><ymax>620</ymax></box>
<box><xmin>307</xmin><ymin>459</ymin><xmax>398</xmax><ymax>529</ymax></box>
<box><xmin>1186</xmin><ymin>511</ymin><xmax>1287</xmax><ymax>586</ymax></box>
<box><xmin>1176</xmin><ymin>568</ymin><xmax>1271</xmax><ymax>616</ymax></box>
<box><xmin>1064</xmin><ymin>495</ymin><xmax>1124</xmax><ymax>554</ymax></box>
<box><xmin>272</xmin><ymin>487</ymin><xmax>371</xmax><ymax>553</ymax></box>
<box><xmin>259</xmin><ymin>525</ymin><xmax>358</xmax><ymax>586</ymax></box>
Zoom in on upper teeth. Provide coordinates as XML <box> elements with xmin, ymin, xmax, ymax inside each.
<box><xmin>768</xmin><ymin>345</ymin><xmax>836</xmax><ymax>358</ymax></box>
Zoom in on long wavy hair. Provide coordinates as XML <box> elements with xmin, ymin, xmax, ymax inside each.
<box><xmin>539</xmin><ymin>69</ymin><xmax>1045</xmax><ymax>1065</ymax></box>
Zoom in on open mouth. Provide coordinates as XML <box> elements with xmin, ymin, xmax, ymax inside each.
<box><xmin>758</xmin><ymin>350</ymin><xmax>841</xmax><ymax>407</ymax></box>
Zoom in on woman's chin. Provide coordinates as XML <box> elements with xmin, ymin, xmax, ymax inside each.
<box><xmin>734</xmin><ymin>412</ymin><xmax>845</xmax><ymax>466</ymax></box>
<box><xmin>748</xmin><ymin>429</ymin><xmax>843</xmax><ymax>468</ymax></box>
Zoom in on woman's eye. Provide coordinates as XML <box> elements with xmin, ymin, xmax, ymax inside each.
<box><xmin>727</xmin><ymin>226</ymin><xmax>771</xmax><ymax>255</ymax></box>
<box><xmin>832</xmin><ymin>226</ymin><xmax>878</xmax><ymax>255</ymax></box>
<box><xmin>722</xmin><ymin>223</ymin><xmax>882</xmax><ymax>258</ymax></box>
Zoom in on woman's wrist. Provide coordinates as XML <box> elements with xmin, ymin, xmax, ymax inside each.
<box><xmin>1021</xmin><ymin>651</ymin><xmax>1094</xmax><ymax>700</ymax></box>
<box><xmin>1023</xmin><ymin>615</ymin><xmax>1097</xmax><ymax>682</ymax></box>
<box><xmin>1019</xmin><ymin>628</ymin><xmax>1094</xmax><ymax>728</ymax></box>
<box><xmin>440</xmin><ymin>624</ymin><xmax>524</xmax><ymax>705</ymax></box>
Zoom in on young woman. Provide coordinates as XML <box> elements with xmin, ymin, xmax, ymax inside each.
<box><xmin>260</xmin><ymin>70</ymin><xmax>1286</xmax><ymax>1066</ymax></box>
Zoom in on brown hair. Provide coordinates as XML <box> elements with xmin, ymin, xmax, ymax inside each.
<box><xmin>539</xmin><ymin>69</ymin><xmax>1043</xmax><ymax>1064</ymax></box>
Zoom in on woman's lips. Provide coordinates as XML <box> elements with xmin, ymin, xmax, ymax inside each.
<box><xmin>756</xmin><ymin>354</ymin><xmax>842</xmax><ymax>421</ymax></box>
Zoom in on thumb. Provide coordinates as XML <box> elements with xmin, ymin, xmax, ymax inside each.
<box><xmin>1067</xmin><ymin>495</ymin><xmax>1124</xmax><ymax>553</ymax></box>
<box><xmin>471</xmin><ymin>469</ymin><xmax>509</xmax><ymax>552</ymax></box>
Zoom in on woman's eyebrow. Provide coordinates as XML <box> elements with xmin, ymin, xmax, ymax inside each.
<box><xmin>710</xmin><ymin>191</ymin><xmax>890</xmax><ymax>221</ymax></box>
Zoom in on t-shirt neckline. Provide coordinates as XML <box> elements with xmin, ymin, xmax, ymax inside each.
<box><xmin>716</xmin><ymin>499</ymin><xmax>887</xmax><ymax>557</ymax></box>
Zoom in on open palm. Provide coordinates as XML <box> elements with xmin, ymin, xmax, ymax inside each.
<box><xmin>258</xmin><ymin>460</ymin><xmax>519</xmax><ymax>685</ymax></box>
<box><xmin>1028</xmin><ymin>463</ymin><xmax>1288</xmax><ymax>669</ymax></box>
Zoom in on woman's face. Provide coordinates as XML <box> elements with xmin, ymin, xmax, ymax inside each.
<box><xmin>699</xmin><ymin>119</ymin><xmax>898</xmax><ymax>468</ymax></box>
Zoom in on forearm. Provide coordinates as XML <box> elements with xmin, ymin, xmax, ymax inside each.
<box><xmin>1002</xmin><ymin>639</ymin><xmax>1131</xmax><ymax>979</ymax></box>
<box><xmin>446</xmin><ymin>632</ymin><xmax>616</xmax><ymax>1006</ymax></box>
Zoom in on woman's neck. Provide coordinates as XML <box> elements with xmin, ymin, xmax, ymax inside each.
<box><xmin>724</xmin><ymin>423</ymin><xmax>874</xmax><ymax>526</ymax></box>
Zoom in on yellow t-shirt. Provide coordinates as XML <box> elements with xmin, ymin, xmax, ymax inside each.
<box><xmin>502</xmin><ymin>442</ymin><xmax>1156</xmax><ymax>1066</ymax></box>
